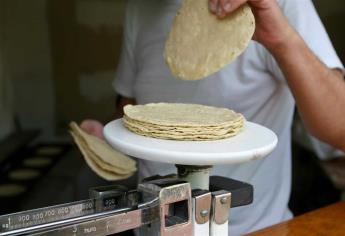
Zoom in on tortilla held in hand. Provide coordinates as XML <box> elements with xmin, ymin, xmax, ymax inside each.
<box><xmin>123</xmin><ymin>103</ymin><xmax>245</xmax><ymax>141</ymax></box>
<box><xmin>165</xmin><ymin>0</ymin><xmax>255</xmax><ymax>80</ymax></box>
<box><xmin>69</xmin><ymin>122</ymin><xmax>136</xmax><ymax>181</ymax></box>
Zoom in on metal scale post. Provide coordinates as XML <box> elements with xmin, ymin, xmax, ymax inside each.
<box><xmin>176</xmin><ymin>164</ymin><xmax>253</xmax><ymax>236</ymax></box>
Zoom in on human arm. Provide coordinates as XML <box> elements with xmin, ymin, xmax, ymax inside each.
<box><xmin>209</xmin><ymin>0</ymin><xmax>345</xmax><ymax>151</ymax></box>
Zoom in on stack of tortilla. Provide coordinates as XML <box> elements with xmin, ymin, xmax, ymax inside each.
<box><xmin>165</xmin><ymin>0</ymin><xmax>255</xmax><ymax>80</ymax></box>
<box><xmin>123</xmin><ymin>103</ymin><xmax>244</xmax><ymax>141</ymax></box>
<box><xmin>69</xmin><ymin>122</ymin><xmax>136</xmax><ymax>181</ymax></box>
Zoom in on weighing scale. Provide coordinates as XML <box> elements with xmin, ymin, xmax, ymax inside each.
<box><xmin>0</xmin><ymin>119</ymin><xmax>277</xmax><ymax>236</ymax></box>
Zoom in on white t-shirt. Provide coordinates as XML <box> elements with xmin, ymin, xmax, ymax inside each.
<box><xmin>114</xmin><ymin>0</ymin><xmax>344</xmax><ymax>234</ymax></box>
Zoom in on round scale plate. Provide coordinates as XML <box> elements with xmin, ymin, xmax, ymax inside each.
<box><xmin>104</xmin><ymin>119</ymin><xmax>278</xmax><ymax>165</ymax></box>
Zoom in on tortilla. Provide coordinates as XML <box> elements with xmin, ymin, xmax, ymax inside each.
<box><xmin>36</xmin><ymin>146</ymin><xmax>62</xmax><ymax>156</ymax></box>
<box><xmin>70</xmin><ymin>132</ymin><xmax>132</xmax><ymax>181</ymax></box>
<box><xmin>23</xmin><ymin>157</ymin><xmax>53</xmax><ymax>168</ymax></box>
<box><xmin>70</xmin><ymin>122</ymin><xmax>136</xmax><ymax>172</ymax></box>
<box><xmin>124</xmin><ymin>103</ymin><xmax>243</xmax><ymax>127</ymax></box>
<box><xmin>71</xmin><ymin>131</ymin><xmax>134</xmax><ymax>175</ymax></box>
<box><xmin>8</xmin><ymin>169</ymin><xmax>40</xmax><ymax>180</ymax></box>
<box><xmin>69</xmin><ymin>122</ymin><xmax>136</xmax><ymax>180</ymax></box>
<box><xmin>0</xmin><ymin>184</ymin><xmax>26</xmax><ymax>197</ymax></box>
<box><xmin>123</xmin><ymin>124</ymin><xmax>242</xmax><ymax>141</ymax></box>
<box><xmin>165</xmin><ymin>0</ymin><xmax>255</xmax><ymax>80</ymax></box>
<box><xmin>123</xmin><ymin>114</ymin><xmax>243</xmax><ymax>131</ymax></box>
<box><xmin>123</xmin><ymin>103</ymin><xmax>244</xmax><ymax>141</ymax></box>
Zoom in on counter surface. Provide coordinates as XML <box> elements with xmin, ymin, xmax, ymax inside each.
<box><xmin>247</xmin><ymin>201</ymin><xmax>345</xmax><ymax>236</ymax></box>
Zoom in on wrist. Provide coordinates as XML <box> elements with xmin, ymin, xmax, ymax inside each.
<box><xmin>264</xmin><ymin>25</ymin><xmax>302</xmax><ymax>57</ymax></box>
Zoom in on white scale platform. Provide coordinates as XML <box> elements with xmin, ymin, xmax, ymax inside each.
<box><xmin>104</xmin><ymin>119</ymin><xmax>278</xmax><ymax>236</ymax></box>
<box><xmin>104</xmin><ymin>119</ymin><xmax>278</xmax><ymax>166</ymax></box>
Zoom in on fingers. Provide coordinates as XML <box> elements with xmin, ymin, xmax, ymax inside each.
<box><xmin>217</xmin><ymin>0</ymin><xmax>227</xmax><ymax>18</ymax></box>
<box><xmin>80</xmin><ymin>119</ymin><xmax>105</xmax><ymax>140</ymax></box>
<box><xmin>219</xmin><ymin>0</ymin><xmax>232</xmax><ymax>13</ymax></box>
<box><xmin>209</xmin><ymin>0</ymin><xmax>218</xmax><ymax>13</ymax></box>
<box><xmin>210</xmin><ymin>0</ymin><xmax>249</xmax><ymax>18</ymax></box>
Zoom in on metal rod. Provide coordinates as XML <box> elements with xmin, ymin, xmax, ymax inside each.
<box><xmin>176</xmin><ymin>165</ymin><xmax>212</xmax><ymax>190</ymax></box>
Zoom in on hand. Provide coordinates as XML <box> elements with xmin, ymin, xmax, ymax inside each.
<box><xmin>80</xmin><ymin>119</ymin><xmax>105</xmax><ymax>140</ymax></box>
<box><xmin>209</xmin><ymin>0</ymin><xmax>296</xmax><ymax>52</ymax></box>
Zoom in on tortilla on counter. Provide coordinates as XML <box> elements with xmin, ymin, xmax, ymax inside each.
<box><xmin>36</xmin><ymin>146</ymin><xmax>62</xmax><ymax>156</ymax></box>
<box><xmin>165</xmin><ymin>0</ymin><xmax>255</xmax><ymax>80</ymax></box>
<box><xmin>0</xmin><ymin>184</ymin><xmax>26</xmax><ymax>197</ymax></box>
<box><xmin>23</xmin><ymin>157</ymin><xmax>53</xmax><ymax>168</ymax></box>
<box><xmin>8</xmin><ymin>169</ymin><xmax>40</xmax><ymax>181</ymax></box>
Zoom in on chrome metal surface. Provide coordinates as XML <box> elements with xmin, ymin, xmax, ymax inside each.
<box><xmin>0</xmin><ymin>174</ymin><xmax>252</xmax><ymax>236</ymax></box>
<box><xmin>211</xmin><ymin>190</ymin><xmax>231</xmax><ymax>225</ymax></box>
<box><xmin>0</xmin><ymin>179</ymin><xmax>192</xmax><ymax>236</ymax></box>
<box><xmin>0</xmin><ymin>205</ymin><xmax>133</xmax><ymax>236</ymax></box>
<box><xmin>193</xmin><ymin>191</ymin><xmax>211</xmax><ymax>224</ymax></box>
<box><xmin>200</xmin><ymin>210</ymin><xmax>208</xmax><ymax>218</ymax></box>
<box><xmin>140</xmin><ymin>179</ymin><xmax>193</xmax><ymax>236</ymax></box>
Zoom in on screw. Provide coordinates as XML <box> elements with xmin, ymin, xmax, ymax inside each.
<box><xmin>220</xmin><ymin>197</ymin><xmax>228</xmax><ymax>204</ymax></box>
<box><xmin>200</xmin><ymin>210</ymin><xmax>208</xmax><ymax>217</ymax></box>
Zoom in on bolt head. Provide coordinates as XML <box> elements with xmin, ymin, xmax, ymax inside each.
<box><xmin>220</xmin><ymin>197</ymin><xmax>228</xmax><ymax>204</ymax></box>
<box><xmin>200</xmin><ymin>210</ymin><xmax>209</xmax><ymax>217</ymax></box>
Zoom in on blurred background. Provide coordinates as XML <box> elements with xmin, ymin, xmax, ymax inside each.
<box><xmin>0</xmin><ymin>0</ymin><xmax>344</xmax><ymax>217</ymax></box>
